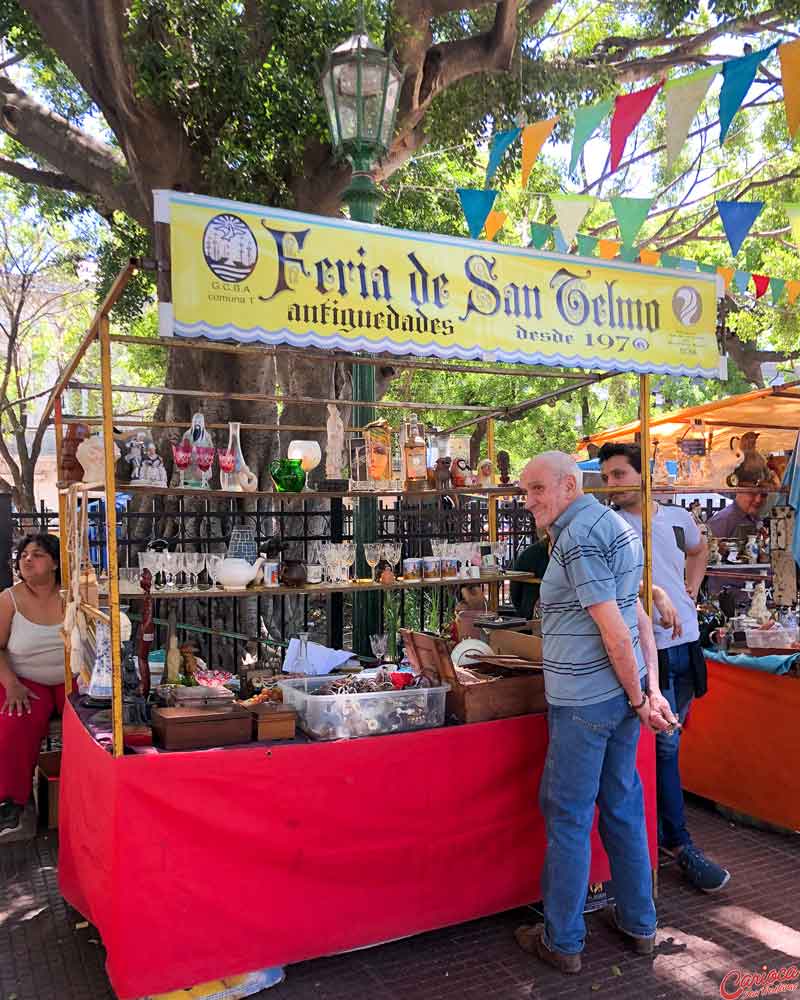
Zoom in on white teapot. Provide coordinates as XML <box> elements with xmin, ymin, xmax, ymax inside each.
<box><xmin>215</xmin><ymin>556</ymin><xmax>265</xmax><ymax>590</ymax></box>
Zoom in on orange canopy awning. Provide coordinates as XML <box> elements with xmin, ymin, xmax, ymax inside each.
<box><xmin>581</xmin><ymin>382</ymin><xmax>800</xmax><ymax>459</ymax></box>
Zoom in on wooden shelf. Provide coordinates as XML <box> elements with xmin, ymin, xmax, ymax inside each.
<box><xmin>105</xmin><ymin>569</ymin><xmax>539</xmax><ymax>600</ymax></box>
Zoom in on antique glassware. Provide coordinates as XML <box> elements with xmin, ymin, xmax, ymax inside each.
<box><xmin>381</xmin><ymin>541</ymin><xmax>402</xmax><ymax>572</ymax></box>
<box><xmin>195</xmin><ymin>446</ymin><xmax>215</xmax><ymax>489</ymax></box>
<box><xmin>218</xmin><ymin>448</ymin><xmax>236</xmax><ymax>490</ymax></box>
<box><xmin>269</xmin><ymin>458</ymin><xmax>306</xmax><ymax>493</ymax></box>
<box><xmin>224</xmin><ymin>422</ymin><xmax>248</xmax><ymax>492</ymax></box>
<box><xmin>287</xmin><ymin>440</ymin><xmax>322</xmax><ymax>490</ymax></box>
<box><xmin>363</xmin><ymin>542</ymin><xmax>382</xmax><ymax>579</ymax></box>
<box><xmin>172</xmin><ymin>442</ymin><xmax>192</xmax><ymax>488</ymax></box>
<box><xmin>181</xmin><ymin>413</ymin><xmax>214</xmax><ymax>487</ymax></box>
<box><xmin>205</xmin><ymin>553</ymin><xmax>223</xmax><ymax>589</ymax></box>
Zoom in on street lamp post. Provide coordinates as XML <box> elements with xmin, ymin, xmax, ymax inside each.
<box><xmin>321</xmin><ymin>6</ymin><xmax>404</xmax><ymax>655</ymax></box>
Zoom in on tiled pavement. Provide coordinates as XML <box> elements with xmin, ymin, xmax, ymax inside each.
<box><xmin>1</xmin><ymin>797</ymin><xmax>798</xmax><ymax>1000</ymax></box>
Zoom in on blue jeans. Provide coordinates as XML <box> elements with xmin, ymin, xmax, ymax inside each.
<box><xmin>540</xmin><ymin>692</ymin><xmax>656</xmax><ymax>955</ymax></box>
<box><xmin>656</xmin><ymin>643</ymin><xmax>695</xmax><ymax>849</ymax></box>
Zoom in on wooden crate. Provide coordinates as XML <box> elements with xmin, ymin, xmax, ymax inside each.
<box><xmin>151</xmin><ymin>706</ymin><xmax>252</xmax><ymax>751</ymax></box>
<box><xmin>400</xmin><ymin>629</ymin><xmax>546</xmax><ymax>724</ymax></box>
<box><xmin>36</xmin><ymin>750</ymin><xmax>61</xmax><ymax>829</ymax></box>
<box><xmin>249</xmin><ymin>703</ymin><xmax>297</xmax><ymax>741</ymax></box>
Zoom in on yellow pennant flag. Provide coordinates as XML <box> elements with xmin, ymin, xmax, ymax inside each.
<box><xmin>779</xmin><ymin>40</ymin><xmax>800</xmax><ymax>138</ymax></box>
<box><xmin>717</xmin><ymin>266</ymin><xmax>735</xmax><ymax>291</ymax></box>
<box><xmin>785</xmin><ymin>203</ymin><xmax>800</xmax><ymax>248</ymax></box>
<box><xmin>484</xmin><ymin>210</ymin><xmax>507</xmax><ymax>241</ymax></box>
<box><xmin>597</xmin><ymin>239</ymin><xmax>621</xmax><ymax>259</ymax></box>
<box><xmin>787</xmin><ymin>279</ymin><xmax>800</xmax><ymax>305</ymax></box>
<box><xmin>639</xmin><ymin>249</ymin><xmax>661</xmax><ymax>267</ymax></box>
<box><xmin>521</xmin><ymin>117</ymin><xmax>559</xmax><ymax>187</ymax></box>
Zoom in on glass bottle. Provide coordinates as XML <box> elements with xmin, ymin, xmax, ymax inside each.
<box><xmin>295</xmin><ymin>631</ymin><xmax>312</xmax><ymax>692</ymax></box>
<box><xmin>402</xmin><ymin>414</ymin><xmax>427</xmax><ymax>490</ymax></box>
<box><xmin>221</xmin><ymin>421</ymin><xmax>246</xmax><ymax>492</ymax></box>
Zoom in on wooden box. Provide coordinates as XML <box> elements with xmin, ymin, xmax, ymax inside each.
<box><xmin>36</xmin><ymin>750</ymin><xmax>61</xmax><ymax>829</ymax></box>
<box><xmin>151</xmin><ymin>705</ymin><xmax>252</xmax><ymax>751</ymax></box>
<box><xmin>400</xmin><ymin>629</ymin><xmax>546</xmax><ymax>724</ymax></box>
<box><xmin>250</xmin><ymin>703</ymin><xmax>297</xmax><ymax>741</ymax></box>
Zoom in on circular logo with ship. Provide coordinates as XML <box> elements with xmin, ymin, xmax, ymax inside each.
<box><xmin>672</xmin><ymin>286</ymin><xmax>703</xmax><ymax>326</ymax></box>
<box><xmin>203</xmin><ymin>213</ymin><xmax>258</xmax><ymax>283</ymax></box>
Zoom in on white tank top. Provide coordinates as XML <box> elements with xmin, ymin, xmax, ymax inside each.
<box><xmin>5</xmin><ymin>589</ymin><xmax>65</xmax><ymax>686</ymax></box>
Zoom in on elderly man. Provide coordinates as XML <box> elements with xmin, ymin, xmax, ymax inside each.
<box><xmin>515</xmin><ymin>451</ymin><xmax>676</xmax><ymax>975</ymax></box>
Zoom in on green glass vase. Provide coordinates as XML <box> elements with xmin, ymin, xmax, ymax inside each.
<box><xmin>269</xmin><ymin>458</ymin><xmax>306</xmax><ymax>493</ymax></box>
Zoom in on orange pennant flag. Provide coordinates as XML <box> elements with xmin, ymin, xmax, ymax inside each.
<box><xmin>787</xmin><ymin>279</ymin><xmax>800</xmax><ymax>305</ymax></box>
<box><xmin>597</xmin><ymin>239</ymin><xmax>621</xmax><ymax>259</ymax></box>
<box><xmin>639</xmin><ymin>249</ymin><xmax>661</xmax><ymax>267</ymax></box>
<box><xmin>484</xmin><ymin>210</ymin><xmax>507</xmax><ymax>241</ymax></box>
<box><xmin>717</xmin><ymin>266</ymin><xmax>735</xmax><ymax>291</ymax></box>
<box><xmin>521</xmin><ymin>117</ymin><xmax>559</xmax><ymax>187</ymax></box>
<box><xmin>779</xmin><ymin>40</ymin><xmax>800</xmax><ymax>138</ymax></box>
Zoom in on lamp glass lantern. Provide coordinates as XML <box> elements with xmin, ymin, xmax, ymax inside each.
<box><xmin>321</xmin><ymin>13</ymin><xmax>403</xmax><ymax>186</ymax></box>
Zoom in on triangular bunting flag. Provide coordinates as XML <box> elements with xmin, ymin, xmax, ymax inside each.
<box><xmin>569</xmin><ymin>99</ymin><xmax>612</xmax><ymax>174</ymax></box>
<box><xmin>779</xmin><ymin>40</ymin><xmax>800</xmax><ymax>138</ymax></box>
<box><xmin>752</xmin><ymin>274</ymin><xmax>770</xmax><ymax>299</ymax></box>
<box><xmin>597</xmin><ymin>239</ymin><xmax>620</xmax><ymax>260</ymax></box>
<box><xmin>576</xmin><ymin>234</ymin><xmax>598</xmax><ymax>257</ymax></box>
<box><xmin>717</xmin><ymin>266</ymin><xmax>735</xmax><ymax>290</ymax></box>
<box><xmin>618</xmin><ymin>245</ymin><xmax>640</xmax><ymax>263</ymax></box>
<box><xmin>639</xmin><ymin>249</ymin><xmax>661</xmax><ymax>267</ymax></box>
<box><xmin>529</xmin><ymin>222</ymin><xmax>551</xmax><ymax>249</ymax></box>
<box><xmin>787</xmin><ymin>280</ymin><xmax>800</xmax><ymax>305</ymax></box>
<box><xmin>521</xmin><ymin>117</ymin><xmax>558</xmax><ymax>187</ymax></box>
<box><xmin>458</xmin><ymin>189</ymin><xmax>498</xmax><ymax>239</ymax></box>
<box><xmin>664</xmin><ymin>67</ymin><xmax>719</xmax><ymax>167</ymax></box>
<box><xmin>676</xmin><ymin>258</ymin><xmax>698</xmax><ymax>272</ymax></box>
<box><xmin>484</xmin><ymin>210</ymin><xmax>507</xmax><ymax>242</ymax></box>
<box><xmin>734</xmin><ymin>269</ymin><xmax>751</xmax><ymax>294</ymax></box>
<box><xmin>719</xmin><ymin>45</ymin><xmax>779</xmax><ymax>144</ymax></box>
<box><xmin>785</xmin><ymin>203</ymin><xmax>800</xmax><ymax>249</ymax></box>
<box><xmin>717</xmin><ymin>200</ymin><xmax>764</xmax><ymax>256</ymax></box>
<box><xmin>552</xmin><ymin>195</ymin><xmax>596</xmax><ymax>248</ymax></box>
<box><xmin>611</xmin><ymin>196</ymin><xmax>655</xmax><ymax>247</ymax></box>
<box><xmin>660</xmin><ymin>254</ymin><xmax>682</xmax><ymax>269</ymax></box>
<box><xmin>610</xmin><ymin>81</ymin><xmax>664</xmax><ymax>172</ymax></box>
<box><xmin>697</xmin><ymin>262</ymin><xmax>718</xmax><ymax>273</ymax></box>
<box><xmin>771</xmin><ymin>277</ymin><xmax>787</xmax><ymax>304</ymax></box>
<box><xmin>553</xmin><ymin>229</ymin><xmax>569</xmax><ymax>254</ymax></box>
<box><xmin>486</xmin><ymin>128</ymin><xmax>521</xmax><ymax>182</ymax></box>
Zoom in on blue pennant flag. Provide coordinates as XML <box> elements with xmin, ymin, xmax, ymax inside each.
<box><xmin>457</xmin><ymin>188</ymin><xmax>499</xmax><ymax>239</ymax></box>
<box><xmin>486</xmin><ymin>128</ymin><xmax>521</xmax><ymax>182</ymax></box>
<box><xmin>734</xmin><ymin>269</ymin><xmax>751</xmax><ymax>294</ymax></box>
<box><xmin>553</xmin><ymin>229</ymin><xmax>569</xmax><ymax>253</ymax></box>
<box><xmin>676</xmin><ymin>258</ymin><xmax>699</xmax><ymax>272</ymax></box>
<box><xmin>717</xmin><ymin>200</ymin><xmax>764</xmax><ymax>256</ymax></box>
<box><xmin>719</xmin><ymin>45</ymin><xmax>779</xmax><ymax>143</ymax></box>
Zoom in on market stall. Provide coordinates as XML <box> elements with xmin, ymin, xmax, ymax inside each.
<box><xmin>46</xmin><ymin>190</ymin><xmax>721</xmax><ymax>998</ymax></box>
<box><xmin>582</xmin><ymin>389</ymin><xmax>800</xmax><ymax>831</ymax></box>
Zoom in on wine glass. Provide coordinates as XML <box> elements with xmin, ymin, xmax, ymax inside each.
<box><xmin>195</xmin><ymin>446</ymin><xmax>215</xmax><ymax>489</ymax></box>
<box><xmin>205</xmin><ymin>553</ymin><xmax>222</xmax><ymax>589</ymax></box>
<box><xmin>363</xmin><ymin>542</ymin><xmax>382</xmax><ymax>580</ymax></box>
<box><xmin>185</xmin><ymin>552</ymin><xmax>204</xmax><ymax>590</ymax></box>
<box><xmin>172</xmin><ymin>442</ymin><xmax>192</xmax><ymax>488</ymax></box>
<box><xmin>382</xmin><ymin>541</ymin><xmax>402</xmax><ymax>573</ymax></box>
<box><xmin>343</xmin><ymin>542</ymin><xmax>356</xmax><ymax>582</ymax></box>
<box><xmin>218</xmin><ymin>449</ymin><xmax>236</xmax><ymax>491</ymax></box>
<box><xmin>161</xmin><ymin>550</ymin><xmax>178</xmax><ymax>590</ymax></box>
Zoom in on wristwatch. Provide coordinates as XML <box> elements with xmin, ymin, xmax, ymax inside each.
<box><xmin>629</xmin><ymin>692</ymin><xmax>648</xmax><ymax>710</ymax></box>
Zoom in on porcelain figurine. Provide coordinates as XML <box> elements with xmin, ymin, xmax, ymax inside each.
<box><xmin>139</xmin><ymin>440</ymin><xmax>168</xmax><ymax>487</ymax></box>
<box><xmin>745</xmin><ymin>534</ymin><xmax>760</xmax><ymax>565</ymax></box>
<box><xmin>748</xmin><ymin>581</ymin><xmax>770</xmax><ymax>624</ymax></box>
<box><xmin>478</xmin><ymin>459</ymin><xmax>493</xmax><ymax>488</ymax></box>
<box><xmin>76</xmin><ymin>435</ymin><xmax>120</xmax><ymax>484</ymax></box>
<box><xmin>180</xmin><ymin>413</ymin><xmax>214</xmax><ymax>488</ymax></box>
<box><xmin>652</xmin><ymin>447</ymin><xmax>670</xmax><ymax>486</ymax></box>
<box><xmin>326</xmin><ymin>403</ymin><xmax>345</xmax><ymax>480</ymax></box>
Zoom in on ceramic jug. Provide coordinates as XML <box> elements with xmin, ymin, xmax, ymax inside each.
<box><xmin>269</xmin><ymin>458</ymin><xmax>306</xmax><ymax>493</ymax></box>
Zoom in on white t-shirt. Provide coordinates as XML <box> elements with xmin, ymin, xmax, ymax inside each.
<box><xmin>617</xmin><ymin>503</ymin><xmax>701</xmax><ymax>650</ymax></box>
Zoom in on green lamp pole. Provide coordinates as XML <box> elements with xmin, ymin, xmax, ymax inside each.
<box><xmin>321</xmin><ymin>5</ymin><xmax>404</xmax><ymax>655</ymax></box>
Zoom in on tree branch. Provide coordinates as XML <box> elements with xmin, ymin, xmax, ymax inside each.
<box><xmin>0</xmin><ymin>154</ymin><xmax>89</xmax><ymax>194</ymax></box>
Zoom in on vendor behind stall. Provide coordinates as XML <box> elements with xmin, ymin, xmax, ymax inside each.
<box><xmin>707</xmin><ymin>463</ymin><xmax>770</xmax><ymax>542</ymax></box>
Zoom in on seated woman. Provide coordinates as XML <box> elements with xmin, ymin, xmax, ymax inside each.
<box><xmin>0</xmin><ymin>533</ymin><xmax>65</xmax><ymax>841</ymax></box>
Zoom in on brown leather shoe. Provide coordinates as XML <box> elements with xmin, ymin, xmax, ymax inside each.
<box><xmin>515</xmin><ymin>924</ymin><xmax>582</xmax><ymax>974</ymax></box>
<box><xmin>602</xmin><ymin>907</ymin><xmax>655</xmax><ymax>956</ymax></box>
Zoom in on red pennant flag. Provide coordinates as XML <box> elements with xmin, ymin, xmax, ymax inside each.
<box><xmin>610</xmin><ymin>81</ymin><xmax>664</xmax><ymax>172</ymax></box>
<box><xmin>752</xmin><ymin>274</ymin><xmax>770</xmax><ymax>299</ymax></box>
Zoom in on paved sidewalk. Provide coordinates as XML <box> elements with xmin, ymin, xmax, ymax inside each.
<box><xmin>1</xmin><ymin>798</ymin><xmax>798</xmax><ymax>1000</ymax></box>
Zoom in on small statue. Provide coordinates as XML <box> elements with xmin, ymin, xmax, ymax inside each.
<box><xmin>325</xmin><ymin>403</ymin><xmax>345</xmax><ymax>480</ymax></box>
<box><xmin>76</xmin><ymin>435</ymin><xmax>120</xmax><ymax>484</ymax></box>
<box><xmin>139</xmin><ymin>441</ymin><xmax>168</xmax><ymax>487</ymax></box>
<box><xmin>748</xmin><ymin>581</ymin><xmax>770</xmax><ymax>624</ymax></box>
<box><xmin>708</xmin><ymin>536</ymin><xmax>720</xmax><ymax>565</ymax></box>
<box><xmin>478</xmin><ymin>458</ymin><xmax>493</xmax><ymax>488</ymax></box>
<box><xmin>497</xmin><ymin>450</ymin><xmax>511</xmax><ymax>485</ymax></box>
<box><xmin>180</xmin><ymin>413</ymin><xmax>214</xmax><ymax>488</ymax></box>
<box><xmin>434</xmin><ymin>456</ymin><xmax>452</xmax><ymax>491</ymax></box>
<box><xmin>652</xmin><ymin>444</ymin><xmax>670</xmax><ymax>486</ymax></box>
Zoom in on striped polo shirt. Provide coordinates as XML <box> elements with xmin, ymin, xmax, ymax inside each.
<box><xmin>539</xmin><ymin>493</ymin><xmax>645</xmax><ymax>707</ymax></box>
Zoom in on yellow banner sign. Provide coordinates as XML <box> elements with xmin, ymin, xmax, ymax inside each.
<box><xmin>161</xmin><ymin>191</ymin><xmax>721</xmax><ymax>377</ymax></box>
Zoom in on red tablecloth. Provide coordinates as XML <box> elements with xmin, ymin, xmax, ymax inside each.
<box><xmin>58</xmin><ymin>700</ymin><xmax>656</xmax><ymax>999</ymax></box>
<box><xmin>680</xmin><ymin>657</ymin><xmax>800</xmax><ymax>830</ymax></box>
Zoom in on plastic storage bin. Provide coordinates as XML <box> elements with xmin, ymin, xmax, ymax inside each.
<box><xmin>745</xmin><ymin>627</ymin><xmax>799</xmax><ymax>649</ymax></box>
<box><xmin>278</xmin><ymin>677</ymin><xmax>450</xmax><ymax>740</ymax></box>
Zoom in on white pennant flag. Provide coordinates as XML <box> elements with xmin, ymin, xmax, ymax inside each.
<box><xmin>551</xmin><ymin>195</ymin><xmax>596</xmax><ymax>249</ymax></box>
<box><xmin>664</xmin><ymin>67</ymin><xmax>719</xmax><ymax>168</ymax></box>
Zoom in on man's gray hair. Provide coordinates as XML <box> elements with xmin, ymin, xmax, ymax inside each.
<box><xmin>534</xmin><ymin>451</ymin><xmax>584</xmax><ymax>489</ymax></box>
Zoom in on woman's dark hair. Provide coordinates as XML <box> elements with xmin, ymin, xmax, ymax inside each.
<box><xmin>597</xmin><ymin>442</ymin><xmax>642</xmax><ymax>474</ymax></box>
<box><xmin>15</xmin><ymin>533</ymin><xmax>61</xmax><ymax>584</ymax></box>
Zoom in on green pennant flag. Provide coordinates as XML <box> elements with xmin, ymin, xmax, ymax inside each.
<box><xmin>576</xmin><ymin>234</ymin><xmax>598</xmax><ymax>257</ymax></box>
<box><xmin>569</xmin><ymin>99</ymin><xmax>613</xmax><ymax>174</ymax></box>
<box><xmin>529</xmin><ymin>222</ymin><xmax>551</xmax><ymax>249</ymax></box>
<box><xmin>660</xmin><ymin>253</ymin><xmax>682</xmax><ymax>269</ymax></box>
<box><xmin>771</xmin><ymin>277</ymin><xmax>787</xmax><ymax>304</ymax></box>
<box><xmin>697</xmin><ymin>262</ymin><xmax>718</xmax><ymax>273</ymax></box>
<box><xmin>611</xmin><ymin>196</ymin><xmax>655</xmax><ymax>248</ymax></box>
<box><xmin>618</xmin><ymin>244</ymin><xmax>640</xmax><ymax>263</ymax></box>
